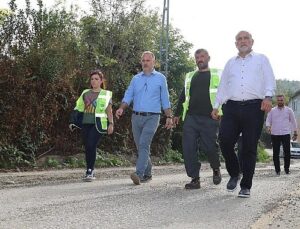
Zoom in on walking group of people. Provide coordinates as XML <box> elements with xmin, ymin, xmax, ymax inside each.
<box><xmin>69</xmin><ymin>30</ymin><xmax>298</xmax><ymax>198</ymax></box>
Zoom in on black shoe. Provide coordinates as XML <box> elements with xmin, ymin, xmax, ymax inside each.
<box><xmin>141</xmin><ymin>175</ymin><xmax>152</xmax><ymax>183</ymax></box>
<box><xmin>213</xmin><ymin>168</ymin><xmax>222</xmax><ymax>185</ymax></box>
<box><xmin>238</xmin><ymin>188</ymin><xmax>250</xmax><ymax>198</ymax></box>
<box><xmin>276</xmin><ymin>171</ymin><xmax>280</xmax><ymax>176</ymax></box>
<box><xmin>227</xmin><ymin>176</ymin><xmax>239</xmax><ymax>192</ymax></box>
<box><xmin>185</xmin><ymin>177</ymin><xmax>200</xmax><ymax>189</ymax></box>
<box><xmin>285</xmin><ymin>170</ymin><xmax>290</xmax><ymax>175</ymax></box>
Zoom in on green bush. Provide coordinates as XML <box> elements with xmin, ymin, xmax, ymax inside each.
<box><xmin>64</xmin><ymin>156</ymin><xmax>85</xmax><ymax>168</ymax></box>
<box><xmin>159</xmin><ymin>149</ymin><xmax>184</xmax><ymax>164</ymax></box>
<box><xmin>44</xmin><ymin>157</ymin><xmax>60</xmax><ymax>168</ymax></box>
<box><xmin>0</xmin><ymin>144</ymin><xmax>34</xmax><ymax>169</ymax></box>
<box><xmin>257</xmin><ymin>143</ymin><xmax>270</xmax><ymax>162</ymax></box>
<box><xmin>94</xmin><ymin>149</ymin><xmax>130</xmax><ymax>167</ymax></box>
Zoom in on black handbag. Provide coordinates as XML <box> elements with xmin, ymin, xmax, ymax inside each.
<box><xmin>69</xmin><ymin>110</ymin><xmax>83</xmax><ymax>130</ymax></box>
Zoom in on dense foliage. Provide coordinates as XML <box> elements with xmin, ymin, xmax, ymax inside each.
<box><xmin>0</xmin><ymin>0</ymin><xmax>194</xmax><ymax>168</ymax></box>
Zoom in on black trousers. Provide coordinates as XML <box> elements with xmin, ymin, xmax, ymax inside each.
<box><xmin>219</xmin><ymin>100</ymin><xmax>264</xmax><ymax>189</ymax></box>
<box><xmin>271</xmin><ymin>134</ymin><xmax>291</xmax><ymax>173</ymax></box>
<box><xmin>182</xmin><ymin>114</ymin><xmax>220</xmax><ymax>178</ymax></box>
<box><xmin>81</xmin><ymin>124</ymin><xmax>102</xmax><ymax>171</ymax></box>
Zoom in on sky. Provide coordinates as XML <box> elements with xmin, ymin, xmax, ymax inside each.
<box><xmin>1</xmin><ymin>0</ymin><xmax>299</xmax><ymax>81</ymax></box>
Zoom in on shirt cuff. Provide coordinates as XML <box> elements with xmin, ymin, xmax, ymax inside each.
<box><xmin>213</xmin><ymin>103</ymin><xmax>220</xmax><ymax>109</ymax></box>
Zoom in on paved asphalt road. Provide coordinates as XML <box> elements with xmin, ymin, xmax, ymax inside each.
<box><xmin>1</xmin><ymin>160</ymin><xmax>300</xmax><ymax>229</ymax></box>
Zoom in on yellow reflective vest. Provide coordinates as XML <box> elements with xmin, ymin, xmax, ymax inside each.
<box><xmin>74</xmin><ymin>89</ymin><xmax>112</xmax><ymax>133</ymax></box>
<box><xmin>182</xmin><ymin>68</ymin><xmax>221</xmax><ymax>120</ymax></box>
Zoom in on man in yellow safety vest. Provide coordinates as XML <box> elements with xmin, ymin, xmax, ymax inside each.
<box><xmin>174</xmin><ymin>48</ymin><xmax>222</xmax><ymax>189</ymax></box>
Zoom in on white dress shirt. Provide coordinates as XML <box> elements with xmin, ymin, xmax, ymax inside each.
<box><xmin>214</xmin><ymin>51</ymin><xmax>276</xmax><ymax>108</ymax></box>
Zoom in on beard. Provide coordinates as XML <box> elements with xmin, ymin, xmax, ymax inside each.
<box><xmin>239</xmin><ymin>46</ymin><xmax>251</xmax><ymax>53</ymax></box>
<box><xmin>278</xmin><ymin>103</ymin><xmax>284</xmax><ymax>107</ymax></box>
<box><xmin>197</xmin><ymin>62</ymin><xmax>208</xmax><ymax>70</ymax></box>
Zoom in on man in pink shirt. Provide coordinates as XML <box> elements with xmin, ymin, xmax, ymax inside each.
<box><xmin>266</xmin><ymin>95</ymin><xmax>298</xmax><ymax>175</ymax></box>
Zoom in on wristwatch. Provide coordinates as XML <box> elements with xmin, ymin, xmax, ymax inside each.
<box><xmin>265</xmin><ymin>96</ymin><xmax>272</xmax><ymax>101</ymax></box>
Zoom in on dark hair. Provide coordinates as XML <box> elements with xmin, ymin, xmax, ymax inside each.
<box><xmin>194</xmin><ymin>48</ymin><xmax>209</xmax><ymax>56</ymax></box>
<box><xmin>90</xmin><ymin>69</ymin><xmax>104</xmax><ymax>79</ymax></box>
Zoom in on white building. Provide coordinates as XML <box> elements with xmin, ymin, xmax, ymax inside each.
<box><xmin>288</xmin><ymin>90</ymin><xmax>300</xmax><ymax>141</ymax></box>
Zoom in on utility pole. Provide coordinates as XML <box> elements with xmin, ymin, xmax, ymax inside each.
<box><xmin>159</xmin><ymin>0</ymin><xmax>169</xmax><ymax>77</ymax></box>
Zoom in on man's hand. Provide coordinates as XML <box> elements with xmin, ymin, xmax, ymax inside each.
<box><xmin>211</xmin><ymin>109</ymin><xmax>220</xmax><ymax>120</ymax></box>
<box><xmin>261</xmin><ymin>98</ymin><xmax>272</xmax><ymax>112</ymax></box>
<box><xmin>115</xmin><ymin>108</ymin><xmax>124</xmax><ymax>119</ymax></box>
<box><xmin>164</xmin><ymin>117</ymin><xmax>173</xmax><ymax>130</ymax></box>
<box><xmin>173</xmin><ymin>116</ymin><xmax>180</xmax><ymax>127</ymax></box>
<box><xmin>292</xmin><ymin>132</ymin><xmax>298</xmax><ymax>141</ymax></box>
<box><xmin>266</xmin><ymin>126</ymin><xmax>271</xmax><ymax>134</ymax></box>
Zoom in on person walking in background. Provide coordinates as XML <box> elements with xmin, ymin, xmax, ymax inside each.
<box><xmin>173</xmin><ymin>49</ymin><xmax>222</xmax><ymax>189</ymax></box>
<box><xmin>211</xmin><ymin>30</ymin><xmax>276</xmax><ymax>198</ymax></box>
<box><xmin>115</xmin><ymin>51</ymin><xmax>173</xmax><ymax>185</ymax></box>
<box><xmin>69</xmin><ymin>69</ymin><xmax>114</xmax><ymax>181</ymax></box>
<box><xmin>266</xmin><ymin>94</ymin><xmax>298</xmax><ymax>175</ymax></box>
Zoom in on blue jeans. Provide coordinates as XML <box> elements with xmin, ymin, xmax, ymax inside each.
<box><xmin>131</xmin><ymin>114</ymin><xmax>160</xmax><ymax>178</ymax></box>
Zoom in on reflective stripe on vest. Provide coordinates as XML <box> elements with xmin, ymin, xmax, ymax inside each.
<box><xmin>182</xmin><ymin>68</ymin><xmax>222</xmax><ymax>121</ymax></box>
<box><xmin>95</xmin><ymin>90</ymin><xmax>112</xmax><ymax>133</ymax></box>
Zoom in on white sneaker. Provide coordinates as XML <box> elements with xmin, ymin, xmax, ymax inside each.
<box><xmin>83</xmin><ymin>169</ymin><xmax>96</xmax><ymax>182</ymax></box>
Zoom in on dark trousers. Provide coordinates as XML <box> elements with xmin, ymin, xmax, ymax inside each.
<box><xmin>237</xmin><ymin>136</ymin><xmax>243</xmax><ymax>172</ymax></box>
<box><xmin>219</xmin><ymin>100</ymin><xmax>264</xmax><ymax>189</ymax></box>
<box><xmin>271</xmin><ymin>134</ymin><xmax>291</xmax><ymax>173</ymax></box>
<box><xmin>81</xmin><ymin>124</ymin><xmax>102</xmax><ymax>171</ymax></box>
<box><xmin>182</xmin><ymin>114</ymin><xmax>220</xmax><ymax>178</ymax></box>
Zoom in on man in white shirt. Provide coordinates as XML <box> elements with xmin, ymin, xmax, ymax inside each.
<box><xmin>211</xmin><ymin>30</ymin><xmax>276</xmax><ymax>198</ymax></box>
<box><xmin>266</xmin><ymin>95</ymin><xmax>298</xmax><ymax>175</ymax></box>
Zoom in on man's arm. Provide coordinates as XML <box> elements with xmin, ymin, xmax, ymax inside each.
<box><xmin>212</xmin><ymin>62</ymin><xmax>230</xmax><ymax>120</ymax></box>
<box><xmin>265</xmin><ymin>110</ymin><xmax>272</xmax><ymax>134</ymax></box>
<box><xmin>261</xmin><ymin>55</ymin><xmax>276</xmax><ymax>112</ymax></box>
<box><xmin>160</xmin><ymin>75</ymin><xmax>171</xmax><ymax>110</ymax></box>
<box><xmin>173</xmin><ymin>88</ymin><xmax>185</xmax><ymax>125</ymax></box>
<box><xmin>289</xmin><ymin>108</ymin><xmax>298</xmax><ymax>140</ymax></box>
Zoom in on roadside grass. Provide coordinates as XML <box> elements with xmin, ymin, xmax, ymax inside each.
<box><xmin>2</xmin><ymin>144</ymin><xmax>270</xmax><ymax>170</ymax></box>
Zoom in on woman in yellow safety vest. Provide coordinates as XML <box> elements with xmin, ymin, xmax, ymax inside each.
<box><xmin>69</xmin><ymin>69</ymin><xmax>114</xmax><ymax>181</ymax></box>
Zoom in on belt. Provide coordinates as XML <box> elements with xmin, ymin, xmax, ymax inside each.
<box><xmin>133</xmin><ymin>111</ymin><xmax>160</xmax><ymax>116</ymax></box>
<box><xmin>227</xmin><ymin>99</ymin><xmax>262</xmax><ymax>106</ymax></box>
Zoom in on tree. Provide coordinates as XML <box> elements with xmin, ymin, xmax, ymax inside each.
<box><xmin>0</xmin><ymin>0</ymin><xmax>197</xmax><ymax>168</ymax></box>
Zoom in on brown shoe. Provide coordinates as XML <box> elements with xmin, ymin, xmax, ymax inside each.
<box><xmin>130</xmin><ymin>173</ymin><xmax>141</xmax><ymax>185</ymax></box>
<box><xmin>185</xmin><ymin>178</ymin><xmax>200</xmax><ymax>189</ymax></box>
<box><xmin>213</xmin><ymin>168</ymin><xmax>222</xmax><ymax>185</ymax></box>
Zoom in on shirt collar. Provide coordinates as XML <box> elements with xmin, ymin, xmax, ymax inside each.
<box><xmin>235</xmin><ymin>51</ymin><xmax>255</xmax><ymax>59</ymax></box>
<box><xmin>141</xmin><ymin>69</ymin><xmax>156</xmax><ymax>76</ymax></box>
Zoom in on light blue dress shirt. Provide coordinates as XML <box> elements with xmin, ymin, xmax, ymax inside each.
<box><xmin>122</xmin><ymin>69</ymin><xmax>171</xmax><ymax>113</ymax></box>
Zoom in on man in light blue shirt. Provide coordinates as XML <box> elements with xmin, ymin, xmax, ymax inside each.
<box><xmin>116</xmin><ymin>51</ymin><xmax>173</xmax><ymax>185</ymax></box>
